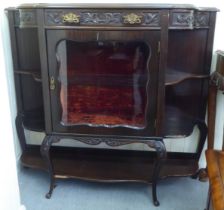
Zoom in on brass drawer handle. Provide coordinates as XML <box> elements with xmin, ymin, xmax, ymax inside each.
<box><xmin>123</xmin><ymin>13</ymin><xmax>142</xmax><ymax>24</ymax></box>
<box><xmin>50</xmin><ymin>76</ymin><xmax>55</xmax><ymax>90</ymax></box>
<box><xmin>62</xmin><ymin>13</ymin><xmax>80</xmax><ymax>23</ymax></box>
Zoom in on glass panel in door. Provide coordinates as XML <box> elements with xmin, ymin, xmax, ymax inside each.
<box><xmin>56</xmin><ymin>40</ymin><xmax>150</xmax><ymax>128</ymax></box>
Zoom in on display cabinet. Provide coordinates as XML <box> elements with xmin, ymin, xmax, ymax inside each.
<box><xmin>6</xmin><ymin>3</ymin><xmax>218</xmax><ymax>206</ymax></box>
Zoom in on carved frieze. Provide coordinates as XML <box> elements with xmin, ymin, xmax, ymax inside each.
<box><xmin>170</xmin><ymin>11</ymin><xmax>194</xmax><ymax>28</ymax></box>
<box><xmin>61</xmin><ymin>136</ymin><xmax>166</xmax><ymax>158</ymax></box>
<box><xmin>45</xmin><ymin>10</ymin><xmax>160</xmax><ymax>27</ymax></box>
<box><xmin>15</xmin><ymin>9</ymin><xmax>211</xmax><ymax>29</ymax></box>
<box><xmin>194</xmin><ymin>12</ymin><xmax>210</xmax><ymax>27</ymax></box>
<box><xmin>81</xmin><ymin>12</ymin><xmax>121</xmax><ymax>24</ymax></box>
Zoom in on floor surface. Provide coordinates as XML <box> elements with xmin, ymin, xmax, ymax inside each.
<box><xmin>18</xmin><ymin>167</ymin><xmax>208</xmax><ymax>210</ymax></box>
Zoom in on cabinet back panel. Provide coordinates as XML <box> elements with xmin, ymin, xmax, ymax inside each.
<box><xmin>167</xmin><ymin>30</ymin><xmax>208</xmax><ymax>75</ymax></box>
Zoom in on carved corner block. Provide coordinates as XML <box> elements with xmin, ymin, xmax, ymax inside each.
<box><xmin>18</xmin><ymin>9</ymin><xmax>37</xmax><ymax>27</ymax></box>
<box><xmin>170</xmin><ymin>10</ymin><xmax>194</xmax><ymax>29</ymax></box>
<box><xmin>194</xmin><ymin>12</ymin><xmax>210</xmax><ymax>27</ymax></box>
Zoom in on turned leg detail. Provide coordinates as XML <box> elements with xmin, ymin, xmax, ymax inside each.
<box><xmin>40</xmin><ymin>135</ymin><xmax>60</xmax><ymax>199</ymax></box>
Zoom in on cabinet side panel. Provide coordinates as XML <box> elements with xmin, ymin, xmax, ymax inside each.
<box><xmin>15</xmin><ymin>28</ymin><xmax>41</xmax><ymax>71</ymax></box>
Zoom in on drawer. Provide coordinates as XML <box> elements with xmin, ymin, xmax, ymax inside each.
<box><xmin>44</xmin><ymin>9</ymin><xmax>161</xmax><ymax>28</ymax></box>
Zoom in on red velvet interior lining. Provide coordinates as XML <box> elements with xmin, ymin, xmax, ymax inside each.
<box><xmin>61</xmin><ymin>85</ymin><xmax>146</xmax><ymax>127</ymax></box>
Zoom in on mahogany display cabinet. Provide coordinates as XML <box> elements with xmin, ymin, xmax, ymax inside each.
<box><xmin>6</xmin><ymin>3</ymin><xmax>218</xmax><ymax>206</ymax></box>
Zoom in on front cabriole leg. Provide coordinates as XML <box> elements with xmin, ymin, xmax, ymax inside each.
<box><xmin>40</xmin><ymin>135</ymin><xmax>60</xmax><ymax>199</ymax></box>
<box><xmin>147</xmin><ymin>140</ymin><xmax>166</xmax><ymax>207</ymax></box>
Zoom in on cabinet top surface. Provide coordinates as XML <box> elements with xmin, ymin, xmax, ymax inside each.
<box><xmin>7</xmin><ymin>3</ymin><xmax>218</xmax><ymax>11</ymax></box>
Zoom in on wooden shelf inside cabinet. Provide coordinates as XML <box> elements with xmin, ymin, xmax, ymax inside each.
<box><xmin>14</xmin><ymin>70</ymin><xmax>42</xmax><ymax>82</ymax></box>
<box><xmin>22</xmin><ymin>107</ymin><xmax>45</xmax><ymax>132</ymax></box>
<box><xmin>165</xmin><ymin>69</ymin><xmax>209</xmax><ymax>86</ymax></box>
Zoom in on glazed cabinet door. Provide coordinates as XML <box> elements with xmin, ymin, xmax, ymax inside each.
<box><xmin>47</xmin><ymin>30</ymin><xmax>160</xmax><ymax>136</ymax></box>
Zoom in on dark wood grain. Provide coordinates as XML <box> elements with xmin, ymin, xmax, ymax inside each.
<box><xmin>15</xmin><ymin>28</ymin><xmax>40</xmax><ymax>70</ymax></box>
<box><xmin>36</xmin><ymin>9</ymin><xmax>52</xmax><ymax>134</ymax></box>
<box><xmin>156</xmin><ymin>10</ymin><xmax>169</xmax><ymax>136</ymax></box>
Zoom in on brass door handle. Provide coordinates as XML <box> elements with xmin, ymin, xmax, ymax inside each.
<box><xmin>50</xmin><ymin>76</ymin><xmax>55</xmax><ymax>90</ymax></box>
<box><xmin>62</xmin><ymin>13</ymin><xmax>80</xmax><ymax>23</ymax></box>
<box><xmin>123</xmin><ymin>13</ymin><xmax>142</xmax><ymax>24</ymax></box>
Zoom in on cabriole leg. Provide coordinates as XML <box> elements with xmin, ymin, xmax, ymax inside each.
<box><xmin>40</xmin><ymin>135</ymin><xmax>60</xmax><ymax>199</ymax></box>
<box><xmin>152</xmin><ymin>160</ymin><xmax>161</xmax><ymax>206</ymax></box>
<box><xmin>147</xmin><ymin>140</ymin><xmax>166</xmax><ymax>207</ymax></box>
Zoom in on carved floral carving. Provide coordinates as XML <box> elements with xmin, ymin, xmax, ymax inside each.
<box><xmin>144</xmin><ymin>13</ymin><xmax>160</xmax><ymax>25</ymax></box>
<box><xmin>55</xmin><ymin>135</ymin><xmax>166</xmax><ymax>158</ymax></box>
<box><xmin>45</xmin><ymin>10</ymin><xmax>160</xmax><ymax>26</ymax></box>
<box><xmin>16</xmin><ymin>9</ymin><xmax>211</xmax><ymax>29</ymax></box>
<box><xmin>81</xmin><ymin>12</ymin><xmax>121</xmax><ymax>24</ymax></box>
<box><xmin>46</xmin><ymin>11</ymin><xmax>62</xmax><ymax>24</ymax></box>
<box><xmin>194</xmin><ymin>12</ymin><xmax>209</xmax><ymax>27</ymax></box>
<box><xmin>171</xmin><ymin>12</ymin><xmax>194</xmax><ymax>27</ymax></box>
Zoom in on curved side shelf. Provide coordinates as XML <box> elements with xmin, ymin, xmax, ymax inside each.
<box><xmin>165</xmin><ymin>69</ymin><xmax>209</xmax><ymax>86</ymax></box>
<box><xmin>14</xmin><ymin>70</ymin><xmax>42</xmax><ymax>82</ymax></box>
<box><xmin>164</xmin><ymin>105</ymin><xmax>197</xmax><ymax>138</ymax></box>
<box><xmin>22</xmin><ymin>108</ymin><xmax>45</xmax><ymax>132</ymax></box>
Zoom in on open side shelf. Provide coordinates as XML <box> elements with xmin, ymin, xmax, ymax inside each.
<box><xmin>164</xmin><ymin>105</ymin><xmax>196</xmax><ymax>138</ymax></box>
<box><xmin>22</xmin><ymin>108</ymin><xmax>45</xmax><ymax>132</ymax></box>
<box><xmin>165</xmin><ymin>68</ymin><xmax>209</xmax><ymax>86</ymax></box>
<box><xmin>14</xmin><ymin>70</ymin><xmax>42</xmax><ymax>82</ymax></box>
<box><xmin>14</xmin><ymin>68</ymin><xmax>210</xmax><ymax>86</ymax></box>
